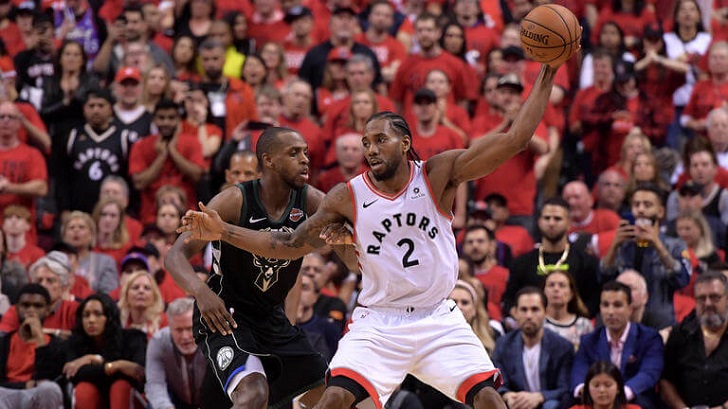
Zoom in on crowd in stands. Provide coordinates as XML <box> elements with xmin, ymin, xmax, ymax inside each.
<box><xmin>1</xmin><ymin>0</ymin><xmax>728</xmax><ymax>408</ymax></box>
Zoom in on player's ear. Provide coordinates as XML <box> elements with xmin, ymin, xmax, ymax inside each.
<box><xmin>401</xmin><ymin>135</ymin><xmax>411</xmax><ymax>155</ymax></box>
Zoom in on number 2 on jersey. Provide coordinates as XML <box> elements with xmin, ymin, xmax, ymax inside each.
<box><xmin>397</xmin><ymin>238</ymin><xmax>419</xmax><ymax>268</ymax></box>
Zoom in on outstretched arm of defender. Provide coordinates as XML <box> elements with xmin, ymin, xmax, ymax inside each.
<box><xmin>179</xmin><ymin>185</ymin><xmax>351</xmax><ymax>260</ymax></box>
<box><xmin>445</xmin><ymin>64</ymin><xmax>560</xmax><ymax>185</ymax></box>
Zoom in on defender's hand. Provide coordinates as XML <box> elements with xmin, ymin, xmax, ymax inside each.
<box><xmin>320</xmin><ymin>222</ymin><xmax>354</xmax><ymax>245</ymax></box>
<box><xmin>179</xmin><ymin>202</ymin><xmax>225</xmax><ymax>242</ymax></box>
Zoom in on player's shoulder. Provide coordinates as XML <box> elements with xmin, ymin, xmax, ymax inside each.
<box><xmin>208</xmin><ymin>184</ymin><xmax>245</xmax><ymax>222</ymax></box>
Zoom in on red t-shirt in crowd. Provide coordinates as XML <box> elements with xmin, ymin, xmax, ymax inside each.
<box><xmin>5</xmin><ymin>332</ymin><xmax>48</xmax><ymax>383</ymax></box>
<box><xmin>354</xmin><ymin>33</ymin><xmax>407</xmax><ymax>69</ymax></box>
<box><xmin>248</xmin><ymin>14</ymin><xmax>291</xmax><ymax>46</ymax></box>
<box><xmin>316</xmin><ymin>163</ymin><xmax>368</xmax><ymax>193</ymax></box>
<box><xmin>283</xmin><ymin>40</ymin><xmax>313</xmax><ymax>75</ymax></box>
<box><xmin>128</xmin><ymin>133</ymin><xmax>206</xmax><ymax>225</ymax></box>
<box><xmin>126</xmin><ymin>216</ymin><xmax>143</xmax><ymax>243</ymax></box>
<box><xmin>0</xmin><ymin>21</ymin><xmax>25</xmax><ymax>57</ymax></box>
<box><xmin>569</xmin><ymin>208</ymin><xmax>621</xmax><ymax>236</ymax></box>
<box><xmin>6</xmin><ymin>244</ymin><xmax>44</xmax><ymax>270</ymax></box>
<box><xmin>411</xmin><ymin>125</ymin><xmax>464</xmax><ymax>160</ymax></box>
<box><xmin>391</xmin><ymin>51</ymin><xmax>478</xmax><ymax>115</ymax></box>
<box><xmin>0</xmin><ymin>299</ymin><xmax>78</xmax><ymax>333</ymax></box>
<box><xmin>683</xmin><ymin>79</ymin><xmax>728</xmax><ymax>126</ymax></box>
<box><xmin>71</xmin><ymin>275</ymin><xmax>94</xmax><ymax>301</ymax></box>
<box><xmin>278</xmin><ymin>114</ymin><xmax>327</xmax><ymax>173</ymax></box>
<box><xmin>473</xmin><ymin>123</ymin><xmax>549</xmax><ymax>216</ymax></box>
<box><xmin>495</xmin><ymin>225</ymin><xmax>534</xmax><ymax>258</ymax></box>
<box><xmin>474</xmin><ymin>265</ymin><xmax>509</xmax><ymax>321</ymax></box>
<box><xmin>0</xmin><ymin>143</ymin><xmax>47</xmax><ymax>221</ymax></box>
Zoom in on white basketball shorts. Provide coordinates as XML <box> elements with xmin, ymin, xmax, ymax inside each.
<box><xmin>329</xmin><ymin>299</ymin><xmax>501</xmax><ymax>409</ymax></box>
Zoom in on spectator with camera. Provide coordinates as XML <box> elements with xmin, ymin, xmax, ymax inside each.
<box><xmin>602</xmin><ymin>183</ymin><xmax>691</xmax><ymax>329</ymax></box>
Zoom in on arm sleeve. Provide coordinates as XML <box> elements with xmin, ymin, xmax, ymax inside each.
<box><xmin>542</xmin><ymin>341</ymin><xmax>574</xmax><ymax>402</ymax></box>
<box><xmin>34</xmin><ymin>337</ymin><xmax>64</xmax><ymax>381</ymax></box>
<box><xmin>570</xmin><ymin>335</ymin><xmax>591</xmax><ymax>391</ymax></box>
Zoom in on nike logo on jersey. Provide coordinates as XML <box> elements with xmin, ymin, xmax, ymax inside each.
<box><xmin>363</xmin><ymin>199</ymin><xmax>378</xmax><ymax>208</ymax></box>
<box><xmin>249</xmin><ymin>216</ymin><xmax>267</xmax><ymax>224</ymax></box>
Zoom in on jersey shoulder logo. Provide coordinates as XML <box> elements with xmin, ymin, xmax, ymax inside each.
<box><xmin>410</xmin><ymin>186</ymin><xmax>425</xmax><ymax>200</ymax></box>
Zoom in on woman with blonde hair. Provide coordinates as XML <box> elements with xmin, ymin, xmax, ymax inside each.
<box><xmin>610</xmin><ymin>128</ymin><xmax>652</xmax><ymax>180</ymax></box>
<box><xmin>675</xmin><ymin>210</ymin><xmax>721</xmax><ymax>297</ymax></box>
<box><xmin>627</xmin><ymin>151</ymin><xmax>668</xmax><ymax>194</ymax></box>
<box><xmin>92</xmin><ymin>198</ymin><xmax>132</xmax><ymax>266</ymax></box>
<box><xmin>449</xmin><ymin>278</ymin><xmax>499</xmax><ymax>353</ymax></box>
<box><xmin>61</xmin><ymin>211</ymin><xmax>119</xmax><ymax>294</ymax></box>
<box><xmin>117</xmin><ymin>270</ymin><xmax>167</xmax><ymax>339</ymax></box>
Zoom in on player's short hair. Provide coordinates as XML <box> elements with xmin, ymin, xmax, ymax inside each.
<box><xmin>365</xmin><ymin>111</ymin><xmax>422</xmax><ymax>163</ymax></box>
<box><xmin>255</xmin><ymin>127</ymin><xmax>300</xmax><ymax>164</ymax></box>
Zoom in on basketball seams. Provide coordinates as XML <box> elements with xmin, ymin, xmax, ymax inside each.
<box><xmin>543</xmin><ymin>4</ymin><xmax>573</xmax><ymax>60</ymax></box>
<box><xmin>521</xmin><ymin>18</ymin><xmax>566</xmax><ymax>62</ymax></box>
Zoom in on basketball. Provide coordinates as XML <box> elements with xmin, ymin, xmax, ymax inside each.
<box><xmin>520</xmin><ymin>4</ymin><xmax>581</xmax><ymax>65</ymax></box>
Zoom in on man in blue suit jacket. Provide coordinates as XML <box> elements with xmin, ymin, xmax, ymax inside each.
<box><xmin>493</xmin><ymin>287</ymin><xmax>574</xmax><ymax>409</ymax></box>
<box><xmin>570</xmin><ymin>281</ymin><xmax>664</xmax><ymax>409</ymax></box>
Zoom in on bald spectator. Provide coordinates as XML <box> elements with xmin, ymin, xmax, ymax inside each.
<box><xmin>316</xmin><ymin>132</ymin><xmax>367</xmax><ymax>193</ymax></box>
<box><xmin>706</xmin><ymin>107</ymin><xmax>728</xmax><ymax>169</ymax></box>
<box><xmin>224</xmin><ymin>150</ymin><xmax>260</xmax><ymax>188</ymax></box>
<box><xmin>0</xmin><ymin>102</ymin><xmax>48</xmax><ymax>226</ymax></box>
<box><xmin>563</xmin><ymin>180</ymin><xmax>621</xmax><ymax>235</ymax></box>
<box><xmin>596</xmin><ymin>169</ymin><xmax>629</xmax><ymax>216</ymax></box>
<box><xmin>682</xmin><ymin>41</ymin><xmax>728</xmax><ymax>135</ymax></box>
<box><xmin>616</xmin><ymin>269</ymin><xmax>664</xmax><ymax>329</ymax></box>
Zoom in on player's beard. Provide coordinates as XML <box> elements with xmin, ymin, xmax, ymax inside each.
<box><xmin>370</xmin><ymin>160</ymin><xmax>398</xmax><ymax>181</ymax></box>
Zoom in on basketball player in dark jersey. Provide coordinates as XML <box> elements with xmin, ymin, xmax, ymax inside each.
<box><xmin>166</xmin><ymin>127</ymin><xmax>337</xmax><ymax>409</ymax></box>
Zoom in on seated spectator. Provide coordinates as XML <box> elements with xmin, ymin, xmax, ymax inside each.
<box><xmin>659</xmin><ymin>272</ymin><xmax>728</xmax><ymax>409</ymax></box>
<box><xmin>260</xmin><ymin>41</ymin><xmax>289</xmax><ymax>88</ymax></box>
<box><xmin>128</xmin><ymin>99</ymin><xmax>205</xmax><ymax>226</ymax></box>
<box><xmin>569</xmin><ymin>361</ymin><xmax>640</xmax><ymax>409</ymax></box>
<box><xmin>595</xmin><ymin>169</ymin><xmax>629</xmax><ymax>217</ymax></box>
<box><xmin>608</xmin><ymin>130</ymin><xmax>652</xmax><ymax>182</ymax></box>
<box><xmin>323</xmin><ymin>88</ymin><xmax>377</xmax><ymax>167</ymax></box>
<box><xmin>627</xmin><ymin>151</ymin><xmax>668</xmax><ymax>194</ymax></box>
<box><xmin>223</xmin><ymin>150</ymin><xmax>260</xmax><ymax>189</ymax></box>
<box><xmin>482</xmin><ymin>193</ymin><xmax>534</xmax><ymax>259</ymax></box>
<box><xmin>590</xmin><ymin>0</ymin><xmax>657</xmax><ymax>50</ymax></box>
<box><xmin>61</xmin><ymin>211</ymin><xmax>119</xmax><ymax>294</ymax></box>
<box><xmin>206</xmin><ymin>19</ymin><xmax>246</xmax><ymax>80</ymax></box>
<box><xmin>504</xmin><ymin>198</ymin><xmax>601</xmax><ymax>319</ymax></box>
<box><xmin>563</xmin><ymin>181</ymin><xmax>621</xmax><ymax>236</ymax></box>
<box><xmin>241</xmin><ymin>53</ymin><xmax>269</xmax><ymax>97</ymax></box>
<box><xmin>0</xmin><ymin>251</ymin><xmax>79</xmax><ymax>336</ymax></box>
<box><xmin>109</xmin><ymin>251</ymin><xmax>151</xmax><ymax>300</ymax></box>
<box><xmin>580</xmin><ymin>22</ymin><xmax>636</xmax><ymax>90</ymax></box>
<box><xmin>602</xmin><ymin>183</ymin><xmax>692</xmax><ymax>328</ymax></box>
<box><xmin>315</xmin><ymin>132</ymin><xmax>367</xmax><ymax>193</ymax></box>
<box><xmin>92</xmin><ymin>198</ymin><xmax>133</xmax><ymax>267</ymax></box>
<box><xmin>2</xmin><ymin>205</ymin><xmax>44</xmax><ymax>270</ymax></box>
<box><xmin>493</xmin><ymin>287</ymin><xmax>574</xmax><ymax>409</ymax></box>
<box><xmin>297</xmin><ymin>273</ymin><xmax>341</xmax><ymax>362</ymax></box>
<box><xmin>615</xmin><ymin>270</ymin><xmax>665</xmax><ymax>329</ymax></box>
<box><xmin>170</xmin><ymin>36</ymin><xmax>200</xmax><ymax>83</ymax></box>
<box><xmin>571</xmin><ymin>281</ymin><xmax>664</xmax><ymax>409</ymax></box>
<box><xmin>62</xmin><ymin>293</ymin><xmax>146</xmax><ymax>409</ymax></box>
<box><xmin>117</xmin><ymin>271</ymin><xmax>168</xmax><ymax>339</ymax></box>
<box><xmin>461</xmin><ymin>225</ymin><xmax>508</xmax><ymax>321</ymax></box>
<box><xmin>141</xmin><ymin>65</ymin><xmax>172</xmax><ymax>113</ymax></box>
<box><xmin>182</xmin><ymin>85</ymin><xmax>223</xmax><ymax>167</ymax></box>
<box><xmin>543</xmin><ymin>270</ymin><xmax>594</xmax><ymax>351</ymax></box>
<box><xmin>682</xmin><ymin>41</ymin><xmax>728</xmax><ymax>136</ymax></box>
<box><xmin>300</xmin><ymin>253</ymin><xmax>347</xmax><ymax>331</ymax></box>
<box><xmin>450</xmin><ymin>279</ymin><xmax>498</xmax><ymax>353</ymax></box>
<box><xmin>409</xmin><ymin>87</ymin><xmax>464</xmax><ymax>161</ymax></box>
<box><xmin>424</xmin><ymin>69</ymin><xmax>471</xmax><ymax>144</ymax></box>
<box><xmin>51</xmin><ymin>242</ymin><xmax>93</xmax><ymax>302</ymax></box>
<box><xmin>145</xmin><ymin>297</ymin><xmax>207</xmax><ymax>409</ymax></box>
<box><xmin>675</xmin><ymin>211</ymin><xmax>721</xmax><ymax>280</ymax></box>
<box><xmin>99</xmin><ymin>176</ymin><xmax>143</xmax><ymax>243</ymax></box>
<box><xmin>666</xmin><ymin>180</ymin><xmax>727</xmax><ymax>251</ymax></box>
<box><xmin>0</xmin><ymin>284</ymin><xmax>64</xmax><ymax>409</ymax></box>
<box><xmin>706</xmin><ymin>107</ymin><xmax>728</xmax><ymax>169</ymax></box>
<box><xmin>155</xmin><ymin>202</ymin><xmax>184</xmax><ymax>248</ymax></box>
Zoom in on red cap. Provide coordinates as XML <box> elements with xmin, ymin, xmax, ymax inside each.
<box><xmin>114</xmin><ymin>66</ymin><xmax>142</xmax><ymax>83</ymax></box>
<box><xmin>327</xmin><ymin>47</ymin><xmax>352</xmax><ymax>62</ymax></box>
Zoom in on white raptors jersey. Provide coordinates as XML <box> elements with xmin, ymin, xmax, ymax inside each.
<box><xmin>347</xmin><ymin>161</ymin><xmax>458</xmax><ymax>308</ymax></box>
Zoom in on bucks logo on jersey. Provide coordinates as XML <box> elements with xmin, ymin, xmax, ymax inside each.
<box><xmin>252</xmin><ymin>226</ymin><xmax>294</xmax><ymax>292</ymax></box>
<box><xmin>210</xmin><ymin>226</ymin><xmax>296</xmax><ymax>292</ymax></box>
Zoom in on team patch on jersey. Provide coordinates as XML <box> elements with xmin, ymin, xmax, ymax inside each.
<box><xmin>253</xmin><ymin>226</ymin><xmax>294</xmax><ymax>291</ymax></box>
<box><xmin>289</xmin><ymin>208</ymin><xmax>304</xmax><ymax>222</ymax></box>
<box><xmin>217</xmin><ymin>346</ymin><xmax>234</xmax><ymax>370</ymax></box>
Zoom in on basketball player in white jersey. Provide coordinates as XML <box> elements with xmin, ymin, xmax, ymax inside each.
<box><xmin>176</xmin><ymin>62</ymin><xmax>562</xmax><ymax>409</ymax></box>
